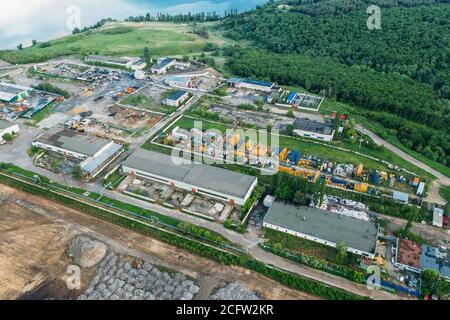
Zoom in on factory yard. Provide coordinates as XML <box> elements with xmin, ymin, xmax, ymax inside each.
<box><xmin>84</xmin><ymin>105</ymin><xmax>163</xmax><ymax>142</ymax></box>
<box><xmin>120</xmin><ymin>85</ymin><xmax>178</xmax><ymax>115</ymax></box>
<box><xmin>152</xmin><ymin>115</ymin><xmax>425</xmax><ymax>204</ymax></box>
<box><xmin>0</xmin><ymin>184</ymin><xmax>316</xmax><ymax>301</ymax></box>
<box><xmin>34</xmin><ymin>61</ymin><xmax>91</xmax><ymax>80</ymax></box>
<box><xmin>121</xmin><ymin>176</ymin><xmax>240</xmax><ymax>223</ymax></box>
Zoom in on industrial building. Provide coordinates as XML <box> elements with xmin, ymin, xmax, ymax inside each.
<box><xmin>433</xmin><ymin>207</ymin><xmax>444</xmax><ymax>228</ymax></box>
<box><xmin>0</xmin><ymin>119</ymin><xmax>20</xmax><ymax>143</ymax></box>
<box><xmin>0</xmin><ymin>82</ymin><xmax>33</xmax><ymax>103</ymax></box>
<box><xmin>263</xmin><ymin>201</ymin><xmax>379</xmax><ymax>259</ymax></box>
<box><xmin>286</xmin><ymin>92</ymin><xmax>298</xmax><ymax>104</ymax></box>
<box><xmin>32</xmin><ymin>128</ymin><xmax>123</xmax><ymax>179</ymax></box>
<box><xmin>393</xmin><ymin>191</ymin><xmax>409</xmax><ymax>205</ymax></box>
<box><xmin>85</xmin><ymin>55</ymin><xmax>146</xmax><ymax>70</ymax></box>
<box><xmin>164</xmin><ymin>76</ymin><xmax>192</xmax><ymax>88</ymax></box>
<box><xmin>227</xmin><ymin>78</ymin><xmax>275</xmax><ymax>93</ymax></box>
<box><xmin>122</xmin><ymin>149</ymin><xmax>258</xmax><ymax>206</ymax></box>
<box><xmin>164</xmin><ymin>90</ymin><xmax>189</xmax><ymax>107</ymax></box>
<box><xmin>395</xmin><ymin>239</ymin><xmax>450</xmax><ymax>281</ymax></box>
<box><xmin>292</xmin><ymin>118</ymin><xmax>335</xmax><ymax>142</ymax></box>
<box><xmin>151</xmin><ymin>57</ymin><xmax>190</xmax><ymax>75</ymax></box>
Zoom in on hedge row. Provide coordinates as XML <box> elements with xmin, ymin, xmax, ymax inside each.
<box><xmin>262</xmin><ymin>242</ymin><xmax>366</xmax><ymax>284</ymax></box>
<box><xmin>0</xmin><ymin>173</ymin><xmax>366</xmax><ymax>300</ymax></box>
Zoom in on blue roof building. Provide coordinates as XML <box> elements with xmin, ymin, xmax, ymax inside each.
<box><xmin>287</xmin><ymin>92</ymin><xmax>298</xmax><ymax>104</ymax></box>
<box><xmin>227</xmin><ymin>78</ymin><xmax>275</xmax><ymax>92</ymax></box>
<box><xmin>420</xmin><ymin>245</ymin><xmax>450</xmax><ymax>281</ymax></box>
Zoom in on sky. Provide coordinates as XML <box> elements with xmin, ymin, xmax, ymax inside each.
<box><xmin>0</xmin><ymin>0</ymin><xmax>267</xmax><ymax>49</ymax></box>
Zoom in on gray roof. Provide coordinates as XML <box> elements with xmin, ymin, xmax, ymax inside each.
<box><xmin>123</xmin><ymin>149</ymin><xmax>257</xmax><ymax>199</ymax></box>
<box><xmin>184</xmin><ymin>164</ymin><xmax>257</xmax><ymax>199</ymax></box>
<box><xmin>35</xmin><ymin>128</ymin><xmax>111</xmax><ymax>156</ymax></box>
<box><xmin>264</xmin><ymin>201</ymin><xmax>379</xmax><ymax>254</ymax></box>
<box><xmin>0</xmin><ymin>119</ymin><xmax>15</xmax><ymax>130</ymax></box>
<box><xmin>123</xmin><ymin>149</ymin><xmax>192</xmax><ymax>181</ymax></box>
<box><xmin>420</xmin><ymin>245</ymin><xmax>450</xmax><ymax>279</ymax></box>
<box><xmin>152</xmin><ymin>58</ymin><xmax>175</xmax><ymax>70</ymax></box>
<box><xmin>167</xmin><ymin>90</ymin><xmax>188</xmax><ymax>101</ymax></box>
<box><xmin>87</xmin><ymin>55</ymin><xmax>131</xmax><ymax>65</ymax></box>
<box><xmin>81</xmin><ymin>142</ymin><xmax>123</xmax><ymax>174</ymax></box>
<box><xmin>293</xmin><ymin>118</ymin><xmax>334</xmax><ymax>135</ymax></box>
<box><xmin>0</xmin><ymin>81</ymin><xmax>32</xmax><ymax>102</ymax></box>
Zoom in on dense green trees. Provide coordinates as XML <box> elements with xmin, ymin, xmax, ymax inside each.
<box><xmin>222</xmin><ymin>0</ymin><xmax>450</xmax><ymax>98</ymax></box>
<box><xmin>421</xmin><ymin>269</ymin><xmax>450</xmax><ymax>297</ymax></box>
<box><xmin>125</xmin><ymin>11</ymin><xmax>221</xmax><ymax>23</ymax></box>
<box><xmin>220</xmin><ymin>0</ymin><xmax>450</xmax><ymax>166</ymax></box>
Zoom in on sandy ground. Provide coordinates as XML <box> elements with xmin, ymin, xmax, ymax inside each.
<box><xmin>0</xmin><ymin>193</ymin><xmax>90</xmax><ymax>300</ymax></box>
<box><xmin>0</xmin><ymin>184</ymin><xmax>317</xmax><ymax>300</ymax></box>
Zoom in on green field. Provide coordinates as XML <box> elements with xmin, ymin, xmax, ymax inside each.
<box><xmin>0</xmin><ymin>22</ymin><xmax>223</xmax><ymax>64</ymax></box>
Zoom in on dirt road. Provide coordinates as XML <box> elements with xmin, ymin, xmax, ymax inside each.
<box><xmin>0</xmin><ymin>183</ymin><xmax>316</xmax><ymax>300</ymax></box>
<box><xmin>355</xmin><ymin>124</ymin><xmax>449</xmax><ymax>205</ymax></box>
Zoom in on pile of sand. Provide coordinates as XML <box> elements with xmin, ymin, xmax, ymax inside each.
<box><xmin>69</xmin><ymin>235</ymin><xmax>107</xmax><ymax>268</ymax></box>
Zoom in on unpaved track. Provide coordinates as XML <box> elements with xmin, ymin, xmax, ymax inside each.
<box><xmin>355</xmin><ymin>124</ymin><xmax>449</xmax><ymax>205</ymax></box>
<box><xmin>0</xmin><ymin>184</ymin><xmax>316</xmax><ymax>300</ymax></box>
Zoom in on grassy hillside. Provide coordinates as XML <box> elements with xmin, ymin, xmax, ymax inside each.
<box><xmin>0</xmin><ymin>22</ymin><xmax>225</xmax><ymax>64</ymax></box>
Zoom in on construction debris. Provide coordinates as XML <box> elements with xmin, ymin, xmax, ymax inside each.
<box><xmin>208</xmin><ymin>282</ymin><xmax>260</xmax><ymax>300</ymax></box>
<box><xmin>68</xmin><ymin>235</ymin><xmax>108</xmax><ymax>268</ymax></box>
<box><xmin>78</xmin><ymin>253</ymin><xmax>199</xmax><ymax>300</ymax></box>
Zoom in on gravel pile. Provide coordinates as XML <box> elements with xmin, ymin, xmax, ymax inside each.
<box><xmin>69</xmin><ymin>235</ymin><xmax>107</xmax><ymax>268</ymax></box>
<box><xmin>208</xmin><ymin>282</ymin><xmax>260</xmax><ymax>300</ymax></box>
<box><xmin>78</xmin><ymin>253</ymin><xmax>199</xmax><ymax>300</ymax></box>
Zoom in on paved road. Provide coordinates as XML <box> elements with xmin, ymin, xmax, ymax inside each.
<box><xmin>355</xmin><ymin>124</ymin><xmax>449</xmax><ymax>205</ymax></box>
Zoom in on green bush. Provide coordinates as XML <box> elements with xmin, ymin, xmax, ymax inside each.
<box><xmin>33</xmin><ymin>82</ymin><xmax>70</xmax><ymax>98</ymax></box>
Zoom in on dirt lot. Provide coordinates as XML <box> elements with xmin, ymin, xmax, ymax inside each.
<box><xmin>0</xmin><ymin>184</ymin><xmax>317</xmax><ymax>300</ymax></box>
<box><xmin>0</xmin><ymin>192</ymin><xmax>90</xmax><ymax>300</ymax></box>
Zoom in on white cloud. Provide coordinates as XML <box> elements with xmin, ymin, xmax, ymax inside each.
<box><xmin>0</xmin><ymin>0</ymin><xmax>267</xmax><ymax>49</ymax></box>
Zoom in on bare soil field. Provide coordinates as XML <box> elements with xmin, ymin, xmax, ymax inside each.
<box><xmin>0</xmin><ymin>184</ymin><xmax>318</xmax><ymax>300</ymax></box>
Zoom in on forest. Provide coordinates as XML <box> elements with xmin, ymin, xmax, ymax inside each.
<box><xmin>221</xmin><ymin>0</ymin><xmax>450</xmax><ymax>98</ymax></box>
<box><xmin>220</xmin><ymin>0</ymin><xmax>450</xmax><ymax>166</ymax></box>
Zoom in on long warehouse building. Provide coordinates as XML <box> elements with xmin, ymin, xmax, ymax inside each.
<box><xmin>122</xmin><ymin>149</ymin><xmax>258</xmax><ymax>206</ymax></box>
<box><xmin>32</xmin><ymin>128</ymin><xmax>124</xmax><ymax>179</ymax></box>
<box><xmin>263</xmin><ymin>201</ymin><xmax>379</xmax><ymax>259</ymax></box>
